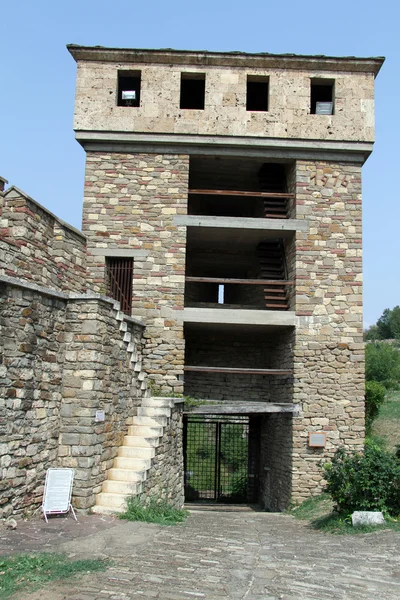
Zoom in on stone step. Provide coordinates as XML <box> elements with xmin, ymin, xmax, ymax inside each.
<box><xmin>94</xmin><ymin>492</ymin><xmax>127</xmax><ymax>510</ymax></box>
<box><xmin>91</xmin><ymin>504</ymin><xmax>120</xmax><ymax>515</ymax></box>
<box><xmin>141</xmin><ymin>398</ymin><xmax>174</xmax><ymax>408</ymax></box>
<box><xmin>102</xmin><ymin>480</ymin><xmax>143</xmax><ymax>495</ymax></box>
<box><xmin>108</xmin><ymin>468</ymin><xmax>146</xmax><ymax>482</ymax></box>
<box><xmin>127</xmin><ymin>342</ymin><xmax>136</xmax><ymax>353</ymax></box>
<box><xmin>119</xmin><ymin>321</ymin><xmax>128</xmax><ymax>332</ymax></box>
<box><xmin>128</xmin><ymin>425</ymin><xmax>163</xmax><ymax>437</ymax></box>
<box><xmin>138</xmin><ymin>406</ymin><xmax>171</xmax><ymax>417</ymax></box>
<box><xmin>123</xmin><ymin>435</ymin><xmax>160</xmax><ymax>448</ymax></box>
<box><xmin>115</xmin><ymin>452</ymin><xmax>152</xmax><ymax>467</ymax></box>
<box><xmin>134</xmin><ymin>415</ymin><xmax>168</xmax><ymax>427</ymax></box>
<box><xmin>123</xmin><ymin>332</ymin><xmax>132</xmax><ymax>343</ymax></box>
<box><xmin>117</xmin><ymin>446</ymin><xmax>155</xmax><ymax>459</ymax></box>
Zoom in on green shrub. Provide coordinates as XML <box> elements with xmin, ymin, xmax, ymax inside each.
<box><xmin>323</xmin><ymin>444</ymin><xmax>400</xmax><ymax>515</ymax></box>
<box><xmin>365</xmin><ymin>342</ymin><xmax>400</xmax><ymax>388</ymax></box>
<box><xmin>365</xmin><ymin>380</ymin><xmax>386</xmax><ymax>432</ymax></box>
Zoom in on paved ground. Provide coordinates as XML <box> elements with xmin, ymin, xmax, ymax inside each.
<box><xmin>1</xmin><ymin>509</ymin><xmax>400</xmax><ymax>599</ymax></box>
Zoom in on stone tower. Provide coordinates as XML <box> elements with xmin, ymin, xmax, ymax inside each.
<box><xmin>68</xmin><ymin>46</ymin><xmax>383</xmax><ymax>508</ymax></box>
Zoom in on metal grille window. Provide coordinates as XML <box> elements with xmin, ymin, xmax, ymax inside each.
<box><xmin>105</xmin><ymin>257</ymin><xmax>133</xmax><ymax>315</ymax></box>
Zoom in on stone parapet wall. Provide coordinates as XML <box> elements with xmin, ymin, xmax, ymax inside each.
<box><xmin>83</xmin><ymin>152</ymin><xmax>189</xmax><ymax>394</ymax></box>
<box><xmin>0</xmin><ymin>278</ymin><xmax>146</xmax><ymax>517</ymax></box>
<box><xmin>138</xmin><ymin>400</ymin><xmax>184</xmax><ymax>509</ymax></box>
<box><xmin>292</xmin><ymin>160</ymin><xmax>364</xmax><ymax>501</ymax></box>
<box><xmin>0</xmin><ymin>187</ymin><xmax>86</xmax><ymax>293</ymax></box>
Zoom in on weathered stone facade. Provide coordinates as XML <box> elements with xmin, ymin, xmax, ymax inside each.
<box><xmin>83</xmin><ymin>152</ymin><xmax>188</xmax><ymax>394</ymax></box>
<box><xmin>0</xmin><ymin>187</ymin><xmax>86</xmax><ymax>292</ymax></box>
<box><xmin>0</xmin><ymin>275</ymin><xmax>149</xmax><ymax>516</ymax></box>
<box><xmin>291</xmin><ymin>160</ymin><xmax>364</xmax><ymax>500</ymax></box>
<box><xmin>138</xmin><ymin>400</ymin><xmax>184</xmax><ymax>509</ymax></box>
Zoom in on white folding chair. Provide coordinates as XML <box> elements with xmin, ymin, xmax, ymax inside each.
<box><xmin>42</xmin><ymin>468</ymin><xmax>78</xmax><ymax>523</ymax></box>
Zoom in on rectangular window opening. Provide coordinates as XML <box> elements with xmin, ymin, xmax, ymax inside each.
<box><xmin>218</xmin><ymin>284</ymin><xmax>225</xmax><ymax>305</ymax></box>
<box><xmin>105</xmin><ymin>257</ymin><xmax>133</xmax><ymax>315</ymax></box>
<box><xmin>180</xmin><ymin>73</ymin><xmax>205</xmax><ymax>110</ymax></box>
<box><xmin>246</xmin><ymin>75</ymin><xmax>269</xmax><ymax>112</ymax></box>
<box><xmin>117</xmin><ymin>70</ymin><xmax>141</xmax><ymax>107</ymax></box>
<box><xmin>311</xmin><ymin>78</ymin><xmax>334</xmax><ymax>115</ymax></box>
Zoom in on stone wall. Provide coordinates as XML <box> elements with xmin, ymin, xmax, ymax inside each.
<box><xmin>72</xmin><ymin>52</ymin><xmax>376</xmax><ymax>143</ymax></box>
<box><xmin>0</xmin><ymin>277</ymin><xmax>147</xmax><ymax>517</ymax></box>
<box><xmin>138</xmin><ymin>400</ymin><xmax>184</xmax><ymax>509</ymax></box>
<box><xmin>259</xmin><ymin>413</ymin><xmax>293</xmax><ymax>511</ymax></box>
<box><xmin>292</xmin><ymin>160</ymin><xmax>365</xmax><ymax>501</ymax></box>
<box><xmin>0</xmin><ymin>187</ymin><xmax>86</xmax><ymax>293</ymax></box>
<box><xmin>184</xmin><ymin>328</ymin><xmax>294</xmax><ymax>403</ymax></box>
<box><xmin>58</xmin><ymin>298</ymin><xmax>146</xmax><ymax>509</ymax></box>
<box><xmin>82</xmin><ymin>151</ymin><xmax>189</xmax><ymax>394</ymax></box>
<box><xmin>0</xmin><ymin>281</ymin><xmax>68</xmax><ymax>517</ymax></box>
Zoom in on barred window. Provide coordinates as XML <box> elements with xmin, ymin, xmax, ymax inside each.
<box><xmin>105</xmin><ymin>257</ymin><xmax>133</xmax><ymax>315</ymax></box>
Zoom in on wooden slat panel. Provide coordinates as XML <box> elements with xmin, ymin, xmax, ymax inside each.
<box><xmin>189</xmin><ymin>189</ymin><xmax>295</xmax><ymax>199</ymax></box>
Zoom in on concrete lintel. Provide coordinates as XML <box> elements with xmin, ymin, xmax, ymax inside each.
<box><xmin>75</xmin><ymin>131</ymin><xmax>373</xmax><ymax>164</ymax></box>
<box><xmin>89</xmin><ymin>248</ymin><xmax>149</xmax><ymax>257</ymax></box>
<box><xmin>183</xmin><ymin>307</ymin><xmax>296</xmax><ymax>327</ymax></box>
<box><xmin>187</xmin><ymin>402</ymin><xmax>297</xmax><ymax>415</ymax></box>
<box><xmin>175</xmin><ymin>215</ymin><xmax>309</xmax><ymax>233</ymax></box>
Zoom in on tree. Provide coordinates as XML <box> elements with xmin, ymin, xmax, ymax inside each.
<box><xmin>365</xmin><ymin>342</ymin><xmax>400</xmax><ymax>388</ymax></box>
<box><xmin>376</xmin><ymin>306</ymin><xmax>400</xmax><ymax>339</ymax></box>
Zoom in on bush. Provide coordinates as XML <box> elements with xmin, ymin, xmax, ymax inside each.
<box><xmin>323</xmin><ymin>444</ymin><xmax>400</xmax><ymax>515</ymax></box>
<box><xmin>365</xmin><ymin>380</ymin><xmax>386</xmax><ymax>432</ymax></box>
<box><xmin>365</xmin><ymin>342</ymin><xmax>400</xmax><ymax>388</ymax></box>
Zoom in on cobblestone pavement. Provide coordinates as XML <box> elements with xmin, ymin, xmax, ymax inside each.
<box><xmin>2</xmin><ymin>509</ymin><xmax>400</xmax><ymax>599</ymax></box>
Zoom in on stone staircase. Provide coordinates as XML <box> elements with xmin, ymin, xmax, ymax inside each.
<box><xmin>92</xmin><ymin>397</ymin><xmax>175</xmax><ymax>514</ymax></box>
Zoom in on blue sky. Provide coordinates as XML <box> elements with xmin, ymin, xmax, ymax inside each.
<box><xmin>0</xmin><ymin>0</ymin><xmax>398</xmax><ymax>326</ymax></box>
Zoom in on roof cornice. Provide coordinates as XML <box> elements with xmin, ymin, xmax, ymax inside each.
<box><xmin>67</xmin><ymin>45</ymin><xmax>384</xmax><ymax>77</ymax></box>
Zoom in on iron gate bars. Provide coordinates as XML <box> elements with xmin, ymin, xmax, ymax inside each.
<box><xmin>105</xmin><ymin>257</ymin><xmax>133</xmax><ymax>315</ymax></box>
<box><xmin>184</xmin><ymin>415</ymin><xmax>249</xmax><ymax>502</ymax></box>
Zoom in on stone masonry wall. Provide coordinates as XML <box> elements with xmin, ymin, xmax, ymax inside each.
<box><xmin>58</xmin><ymin>298</ymin><xmax>146</xmax><ymax>509</ymax></box>
<box><xmin>0</xmin><ymin>282</ymin><xmax>67</xmax><ymax>517</ymax></box>
<box><xmin>138</xmin><ymin>400</ymin><xmax>184</xmax><ymax>509</ymax></box>
<box><xmin>73</xmin><ymin>58</ymin><xmax>376</xmax><ymax>143</ymax></box>
<box><xmin>0</xmin><ymin>187</ymin><xmax>86</xmax><ymax>293</ymax></box>
<box><xmin>292</xmin><ymin>160</ymin><xmax>364</xmax><ymax>502</ymax></box>
<box><xmin>82</xmin><ymin>152</ymin><xmax>189</xmax><ymax>394</ymax></box>
<box><xmin>259</xmin><ymin>413</ymin><xmax>293</xmax><ymax>511</ymax></box>
<box><xmin>0</xmin><ymin>278</ymin><xmax>147</xmax><ymax>517</ymax></box>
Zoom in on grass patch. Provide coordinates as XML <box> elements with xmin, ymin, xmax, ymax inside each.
<box><xmin>291</xmin><ymin>494</ymin><xmax>400</xmax><ymax>535</ymax></box>
<box><xmin>0</xmin><ymin>552</ymin><xmax>107</xmax><ymax>599</ymax></box>
<box><xmin>119</xmin><ymin>496</ymin><xmax>189</xmax><ymax>526</ymax></box>
<box><xmin>372</xmin><ymin>390</ymin><xmax>400</xmax><ymax>450</ymax></box>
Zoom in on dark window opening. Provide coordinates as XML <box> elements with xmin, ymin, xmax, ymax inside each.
<box><xmin>310</xmin><ymin>79</ymin><xmax>334</xmax><ymax>115</ymax></box>
<box><xmin>246</xmin><ymin>76</ymin><xmax>269</xmax><ymax>112</ymax></box>
<box><xmin>117</xmin><ymin>71</ymin><xmax>141</xmax><ymax>107</ymax></box>
<box><xmin>180</xmin><ymin>73</ymin><xmax>205</xmax><ymax>109</ymax></box>
<box><xmin>106</xmin><ymin>257</ymin><xmax>133</xmax><ymax>315</ymax></box>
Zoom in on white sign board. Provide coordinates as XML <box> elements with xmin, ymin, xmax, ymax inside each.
<box><xmin>42</xmin><ymin>468</ymin><xmax>77</xmax><ymax>523</ymax></box>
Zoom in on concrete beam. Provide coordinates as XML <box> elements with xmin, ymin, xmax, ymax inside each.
<box><xmin>183</xmin><ymin>307</ymin><xmax>296</xmax><ymax>327</ymax></box>
<box><xmin>175</xmin><ymin>215</ymin><xmax>309</xmax><ymax>233</ymax></box>
<box><xmin>75</xmin><ymin>132</ymin><xmax>374</xmax><ymax>164</ymax></box>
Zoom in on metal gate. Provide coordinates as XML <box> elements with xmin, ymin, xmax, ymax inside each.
<box><xmin>184</xmin><ymin>415</ymin><xmax>251</xmax><ymax>503</ymax></box>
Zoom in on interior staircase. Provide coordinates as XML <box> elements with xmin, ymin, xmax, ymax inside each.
<box><xmin>92</xmin><ymin>397</ymin><xmax>175</xmax><ymax>514</ymax></box>
<box><xmin>257</xmin><ymin>240</ymin><xmax>289</xmax><ymax>310</ymax></box>
<box><xmin>258</xmin><ymin>163</ymin><xmax>288</xmax><ymax>219</ymax></box>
